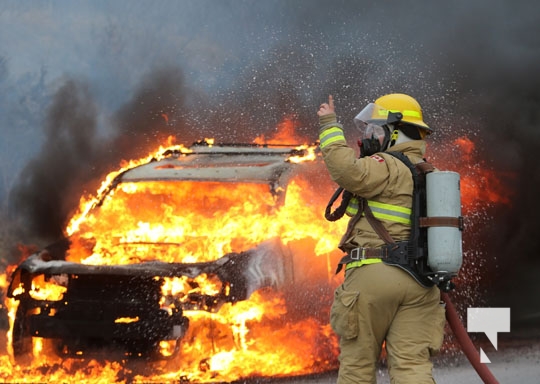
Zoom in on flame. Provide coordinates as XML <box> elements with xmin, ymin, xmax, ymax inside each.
<box><xmin>50</xmin><ymin>144</ymin><xmax>344</xmax><ymax>381</ymax></box>
<box><xmin>431</xmin><ymin>136</ymin><xmax>513</xmax><ymax>212</ymax></box>
<box><xmin>28</xmin><ymin>274</ymin><xmax>67</xmax><ymax>301</ymax></box>
<box><xmin>114</xmin><ymin>317</ymin><xmax>139</xmax><ymax>324</ymax></box>
<box><xmin>66</xmin><ymin>137</ymin><xmax>191</xmax><ymax>236</ymax></box>
<box><xmin>1</xmin><ymin>123</ymin><xmax>345</xmax><ymax>381</ymax></box>
<box><xmin>452</xmin><ymin>137</ymin><xmax>510</xmax><ymax>208</ymax></box>
<box><xmin>0</xmin><ymin>126</ymin><xmax>512</xmax><ymax>382</ymax></box>
<box><xmin>66</xmin><ymin>178</ymin><xmax>340</xmax><ymax>266</ymax></box>
<box><xmin>254</xmin><ymin>115</ymin><xmax>310</xmax><ymax>145</ymax></box>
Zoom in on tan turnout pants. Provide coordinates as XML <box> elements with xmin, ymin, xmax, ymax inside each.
<box><xmin>330</xmin><ymin>263</ymin><xmax>446</xmax><ymax>384</ymax></box>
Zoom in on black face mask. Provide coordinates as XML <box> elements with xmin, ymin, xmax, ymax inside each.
<box><xmin>359</xmin><ymin>124</ymin><xmax>392</xmax><ymax>157</ymax></box>
<box><xmin>359</xmin><ymin>137</ymin><xmax>381</xmax><ymax>157</ymax></box>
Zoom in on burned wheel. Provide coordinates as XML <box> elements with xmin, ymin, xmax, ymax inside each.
<box><xmin>148</xmin><ymin>339</ymin><xmax>182</xmax><ymax>360</ymax></box>
<box><xmin>12</xmin><ymin>300</ymin><xmax>32</xmax><ymax>364</ymax></box>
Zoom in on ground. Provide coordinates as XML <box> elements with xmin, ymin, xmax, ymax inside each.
<box><xmin>269</xmin><ymin>336</ymin><xmax>540</xmax><ymax>384</ymax></box>
<box><xmin>1</xmin><ymin>322</ymin><xmax>539</xmax><ymax>383</ymax></box>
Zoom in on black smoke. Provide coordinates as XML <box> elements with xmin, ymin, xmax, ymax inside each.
<box><xmin>9</xmin><ymin>67</ymin><xmax>193</xmax><ymax>246</ymax></box>
<box><xmin>406</xmin><ymin>1</ymin><xmax>540</xmax><ymax>330</ymax></box>
<box><xmin>6</xmin><ymin>0</ymin><xmax>540</xmax><ymax>329</ymax></box>
<box><xmin>10</xmin><ymin>80</ymin><xmax>99</xmax><ymax>243</ymax></box>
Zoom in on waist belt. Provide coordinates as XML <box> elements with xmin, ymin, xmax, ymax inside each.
<box><xmin>335</xmin><ymin>242</ymin><xmax>409</xmax><ymax>273</ymax></box>
<box><xmin>349</xmin><ymin>247</ymin><xmax>389</xmax><ymax>260</ymax></box>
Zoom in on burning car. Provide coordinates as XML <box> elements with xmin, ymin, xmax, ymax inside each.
<box><xmin>6</xmin><ymin>139</ymin><xmax>342</xmax><ymax>365</ymax></box>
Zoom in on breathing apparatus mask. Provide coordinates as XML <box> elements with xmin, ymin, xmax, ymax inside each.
<box><xmin>353</xmin><ymin>103</ymin><xmax>404</xmax><ymax>157</ymax></box>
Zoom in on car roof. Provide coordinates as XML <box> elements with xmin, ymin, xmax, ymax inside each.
<box><xmin>119</xmin><ymin>142</ymin><xmax>313</xmax><ymax>185</ymax></box>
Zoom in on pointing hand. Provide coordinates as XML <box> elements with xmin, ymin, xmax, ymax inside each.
<box><xmin>317</xmin><ymin>95</ymin><xmax>335</xmax><ymax>117</ymax></box>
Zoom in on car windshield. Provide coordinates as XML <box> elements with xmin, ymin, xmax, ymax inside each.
<box><xmin>66</xmin><ymin>180</ymin><xmax>279</xmax><ymax>265</ymax></box>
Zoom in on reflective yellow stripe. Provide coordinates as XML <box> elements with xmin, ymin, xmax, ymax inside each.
<box><xmin>367</xmin><ymin>200</ymin><xmax>411</xmax><ymax>225</ymax></box>
<box><xmin>345</xmin><ymin>197</ymin><xmax>359</xmax><ymax>216</ymax></box>
<box><xmin>402</xmin><ymin>110</ymin><xmax>421</xmax><ymax>118</ymax></box>
<box><xmin>377</xmin><ymin>109</ymin><xmax>421</xmax><ymax>118</ymax></box>
<box><xmin>345</xmin><ymin>259</ymin><xmax>382</xmax><ymax>269</ymax></box>
<box><xmin>319</xmin><ymin>127</ymin><xmax>346</xmax><ymax>149</ymax></box>
<box><xmin>368</xmin><ymin>200</ymin><xmax>411</xmax><ymax>214</ymax></box>
<box><xmin>344</xmin><ymin>198</ymin><xmax>411</xmax><ymax>224</ymax></box>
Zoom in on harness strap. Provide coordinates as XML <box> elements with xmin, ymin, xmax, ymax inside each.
<box><xmin>420</xmin><ymin>216</ymin><xmax>464</xmax><ymax>230</ymax></box>
<box><xmin>335</xmin><ymin>154</ymin><xmax>429</xmax><ymax>276</ymax></box>
<box><xmin>335</xmin><ymin>242</ymin><xmax>409</xmax><ymax>273</ymax></box>
<box><xmin>415</xmin><ymin>161</ymin><xmax>435</xmax><ymax>174</ymax></box>
<box><xmin>363</xmin><ymin>198</ymin><xmax>396</xmax><ymax>245</ymax></box>
<box><xmin>332</xmin><ymin>152</ymin><xmax>443</xmax><ymax>288</ymax></box>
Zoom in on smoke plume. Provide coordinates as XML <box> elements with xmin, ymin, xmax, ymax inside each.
<box><xmin>5</xmin><ymin>0</ymin><xmax>540</xmax><ymax>328</ymax></box>
<box><xmin>9</xmin><ymin>67</ymin><xmax>192</xmax><ymax>246</ymax></box>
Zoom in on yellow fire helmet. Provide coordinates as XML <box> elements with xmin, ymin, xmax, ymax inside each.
<box><xmin>354</xmin><ymin>93</ymin><xmax>432</xmax><ymax>134</ymax></box>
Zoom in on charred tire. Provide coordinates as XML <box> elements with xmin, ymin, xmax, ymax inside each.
<box><xmin>148</xmin><ymin>339</ymin><xmax>181</xmax><ymax>361</ymax></box>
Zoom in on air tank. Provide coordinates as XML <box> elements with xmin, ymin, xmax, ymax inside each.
<box><xmin>426</xmin><ymin>171</ymin><xmax>463</xmax><ymax>275</ymax></box>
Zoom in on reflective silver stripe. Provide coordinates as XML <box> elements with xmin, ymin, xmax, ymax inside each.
<box><xmin>319</xmin><ymin>127</ymin><xmax>346</xmax><ymax>149</ymax></box>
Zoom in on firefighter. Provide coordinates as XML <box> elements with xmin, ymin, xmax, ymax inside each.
<box><xmin>318</xmin><ymin>93</ymin><xmax>446</xmax><ymax>384</ymax></box>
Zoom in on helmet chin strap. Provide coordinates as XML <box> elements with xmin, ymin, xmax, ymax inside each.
<box><xmin>380</xmin><ymin>124</ymin><xmax>394</xmax><ymax>151</ymax></box>
<box><xmin>386</xmin><ymin>127</ymin><xmax>415</xmax><ymax>150</ymax></box>
<box><xmin>383</xmin><ymin>111</ymin><xmax>404</xmax><ymax>151</ymax></box>
<box><xmin>390</xmin><ymin>128</ymin><xmax>399</xmax><ymax>148</ymax></box>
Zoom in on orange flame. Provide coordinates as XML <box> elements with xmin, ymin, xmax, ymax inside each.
<box><xmin>1</xmin><ymin>123</ymin><xmax>345</xmax><ymax>381</ymax></box>
<box><xmin>253</xmin><ymin>115</ymin><xmax>310</xmax><ymax>145</ymax></box>
<box><xmin>1</xmin><ymin>125</ymin><xmax>512</xmax><ymax>382</ymax></box>
<box><xmin>432</xmin><ymin>137</ymin><xmax>512</xmax><ymax>212</ymax></box>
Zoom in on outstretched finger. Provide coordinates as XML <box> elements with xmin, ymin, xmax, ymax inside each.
<box><xmin>328</xmin><ymin>95</ymin><xmax>334</xmax><ymax>109</ymax></box>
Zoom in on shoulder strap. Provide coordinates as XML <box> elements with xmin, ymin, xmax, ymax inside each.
<box><xmin>386</xmin><ymin>152</ymin><xmax>440</xmax><ymax>286</ymax></box>
<box><xmin>361</xmin><ymin>152</ymin><xmax>434</xmax><ymax>246</ymax></box>
<box><xmin>362</xmin><ymin>198</ymin><xmax>396</xmax><ymax>244</ymax></box>
<box><xmin>385</xmin><ymin>151</ymin><xmax>429</xmax><ymax>259</ymax></box>
<box><xmin>385</xmin><ymin>151</ymin><xmax>434</xmax><ymax>177</ymax></box>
